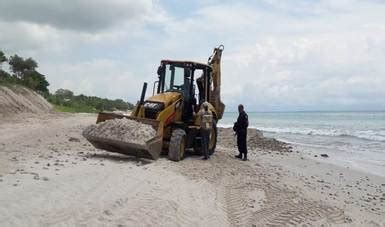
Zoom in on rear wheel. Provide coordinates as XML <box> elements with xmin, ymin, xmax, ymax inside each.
<box><xmin>168</xmin><ymin>128</ymin><xmax>186</xmax><ymax>161</ymax></box>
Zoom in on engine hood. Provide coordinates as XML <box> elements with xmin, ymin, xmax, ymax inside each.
<box><xmin>147</xmin><ymin>92</ymin><xmax>182</xmax><ymax>107</ymax></box>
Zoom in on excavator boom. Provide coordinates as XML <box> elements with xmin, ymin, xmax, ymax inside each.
<box><xmin>208</xmin><ymin>45</ymin><xmax>225</xmax><ymax>119</ymax></box>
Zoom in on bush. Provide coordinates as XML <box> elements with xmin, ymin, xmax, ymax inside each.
<box><xmin>48</xmin><ymin>89</ymin><xmax>133</xmax><ymax>113</ymax></box>
<box><xmin>0</xmin><ymin>70</ymin><xmax>11</xmax><ymax>80</ymax></box>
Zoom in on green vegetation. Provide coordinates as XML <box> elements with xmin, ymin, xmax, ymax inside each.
<box><xmin>0</xmin><ymin>50</ymin><xmax>134</xmax><ymax>113</ymax></box>
<box><xmin>47</xmin><ymin>89</ymin><xmax>134</xmax><ymax>113</ymax></box>
<box><xmin>0</xmin><ymin>51</ymin><xmax>49</xmax><ymax>94</ymax></box>
<box><xmin>53</xmin><ymin>104</ymin><xmax>98</xmax><ymax>113</ymax></box>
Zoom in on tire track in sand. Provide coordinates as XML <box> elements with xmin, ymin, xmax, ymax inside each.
<box><xmin>169</xmin><ymin>148</ymin><xmax>348</xmax><ymax>226</ymax></box>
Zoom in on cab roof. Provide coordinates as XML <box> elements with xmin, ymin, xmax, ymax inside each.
<box><xmin>161</xmin><ymin>60</ymin><xmax>212</xmax><ymax>70</ymax></box>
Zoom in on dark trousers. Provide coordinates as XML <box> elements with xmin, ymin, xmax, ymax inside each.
<box><xmin>201</xmin><ymin>129</ymin><xmax>210</xmax><ymax>158</ymax></box>
<box><xmin>237</xmin><ymin>131</ymin><xmax>247</xmax><ymax>156</ymax></box>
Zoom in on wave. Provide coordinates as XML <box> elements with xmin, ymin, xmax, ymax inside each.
<box><xmin>337</xmin><ymin>133</ymin><xmax>385</xmax><ymax>142</ymax></box>
<box><xmin>278</xmin><ymin>128</ymin><xmax>383</xmax><ymax>142</ymax></box>
<box><xmin>245</xmin><ymin>125</ymin><xmax>384</xmax><ymax>142</ymax></box>
<box><xmin>218</xmin><ymin>124</ymin><xmax>235</xmax><ymax>128</ymax></box>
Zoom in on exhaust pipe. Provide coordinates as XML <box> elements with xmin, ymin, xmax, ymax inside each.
<box><xmin>134</xmin><ymin>82</ymin><xmax>148</xmax><ymax>117</ymax></box>
<box><xmin>140</xmin><ymin>82</ymin><xmax>148</xmax><ymax>105</ymax></box>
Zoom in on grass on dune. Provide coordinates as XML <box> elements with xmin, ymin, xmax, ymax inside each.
<box><xmin>53</xmin><ymin>104</ymin><xmax>98</xmax><ymax>113</ymax></box>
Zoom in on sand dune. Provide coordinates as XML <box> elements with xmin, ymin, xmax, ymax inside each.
<box><xmin>0</xmin><ymin>85</ymin><xmax>52</xmax><ymax>118</ymax></box>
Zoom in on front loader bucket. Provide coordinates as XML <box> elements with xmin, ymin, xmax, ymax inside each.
<box><xmin>84</xmin><ymin>112</ymin><xmax>163</xmax><ymax>160</ymax></box>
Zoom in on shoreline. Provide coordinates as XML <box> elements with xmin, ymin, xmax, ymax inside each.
<box><xmin>220</xmin><ymin>127</ymin><xmax>385</xmax><ymax>224</ymax></box>
<box><xmin>219</xmin><ymin>127</ymin><xmax>385</xmax><ymax>224</ymax></box>
<box><xmin>291</xmin><ymin>143</ymin><xmax>385</xmax><ymax>178</ymax></box>
<box><xmin>267</xmin><ymin>135</ymin><xmax>385</xmax><ymax>178</ymax></box>
<box><xmin>219</xmin><ymin>126</ymin><xmax>385</xmax><ymax>175</ymax></box>
<box><xmin>250</xmin><ymin>148</ymin><xmax>385</xmax><ymax>224</ymax></box>
<box><xmin>0</xmin><ymin>115</ymin><xmax>384</xmax><ymax>225</ymax></box>
<box><xmin>218</xmin><ymin>124</ymin><xmax>385</xmax><ymax>178</ymax></box>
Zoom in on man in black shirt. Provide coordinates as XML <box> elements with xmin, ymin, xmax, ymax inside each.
<box><xmin>233</xmin><ymin>104</ymin><xmax>248</xmax><ymax>161</ymax></box>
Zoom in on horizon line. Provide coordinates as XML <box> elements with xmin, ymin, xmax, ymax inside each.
<box><xmin>224</xmin><ymin>110</ymin><xmax>385</xmax><ymax>113</ymax></box>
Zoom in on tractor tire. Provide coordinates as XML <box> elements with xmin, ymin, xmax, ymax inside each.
<box><xmin>208</xmin><ymin>121</ymin><xmax>218</xmax><ymax>155</ymax></box>
<box><xmin>168</xmin><ymin>128</ymin><xmax>186</xmax><ymax>162</ymax></box>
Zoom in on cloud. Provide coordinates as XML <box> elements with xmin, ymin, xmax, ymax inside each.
<box><xmin>1</xmin><ymin>0</ymin><xmax>385</xmax><ymax>111</ymax></box>
<box><xmin>0</xmin><ymin>1</ymin><xmax>163</xmax><ymax>59</ymax></box>
<box><xmin>0</xmin><ymin>0</ymin><xmax>153</xmax><ymax>32</ymax></box>
<box><xmin>222</xmin><ymin>28</ymin><xmax>385</xmax><ymax>111</ymax></box>
<box><xmin>157</xmin><ymin>0</ymin><xmax>385</xmax><ymax>111</ymax></box>
<box><xmin>43</xmin><ymin>59</ymin><xmax>149</xmax><ymax>101</ymax></box>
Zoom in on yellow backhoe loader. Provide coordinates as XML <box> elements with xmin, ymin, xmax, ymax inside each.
<box><xmin>85</xmin><ymin>45</ymin><xmax>225</xmax><ymax>161</ymax></box>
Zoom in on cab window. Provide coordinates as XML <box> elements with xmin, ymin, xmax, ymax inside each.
<box><xmin>164</xmin><ymin>65</ymin><xmax>184</xmax><ymax>91</ymax></box>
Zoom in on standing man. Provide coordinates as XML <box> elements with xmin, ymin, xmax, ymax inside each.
<box><xmin>199</xmin><ymin>102</ymin><xmax>213</xmax><ymax>160</ymax></box>
<box><xmin>233</xmin><ymin>104</ymin><xmax>248</xmax><ymax>161</ymax></box>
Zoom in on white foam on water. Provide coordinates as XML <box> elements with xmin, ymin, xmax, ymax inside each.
<box><xmin>290</xmin><ymin>142</ymin><xmax>385</xmax><ymax>177</ymax></box>
<box><xmin>257</xmin><ymin>126</ymin><xmax>385</xmax><ymax>142</ymax></box>
<box><xmin>221</xmin><ymin>111</ymin><xmax>385</xmax><ymax>176</ymax></box>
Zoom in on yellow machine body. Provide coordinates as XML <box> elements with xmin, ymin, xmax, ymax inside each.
<box><xmin>85</xmin><ymin>45</ymin><xmax>225</xmax><ymax>161</ymax></box>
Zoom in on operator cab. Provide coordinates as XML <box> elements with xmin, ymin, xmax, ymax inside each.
<box><xmin>156</xmin><ymin>60</ymin><xmax>213</xmax><ymax>122</ymax></box>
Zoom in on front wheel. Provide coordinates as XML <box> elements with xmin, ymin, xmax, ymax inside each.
<box><xmin>168</xmin><ymin>128</ymin><xmax>186</xmax><ymax>161</ymax></box>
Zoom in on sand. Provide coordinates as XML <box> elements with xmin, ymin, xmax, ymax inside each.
<box><xmin>0</xmin><ymin>113</ymin><xmax>384</xmax><ymax>226</ymax></box>
<box><xmin>82</xmin><ymin>118</ymin><xmax>156</xmax><ymax>145</ymax></box>
<box><xmin>0</xmin><ymin>85</ymin><xmax>52</xmax><ymax>118</ymax></box>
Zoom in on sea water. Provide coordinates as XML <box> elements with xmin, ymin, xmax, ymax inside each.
<box><xmin>219</xmin><ymin>112</ymin><xmax>385</xmax><ymax>177</ymax></box>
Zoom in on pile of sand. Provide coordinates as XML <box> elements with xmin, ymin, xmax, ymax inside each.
<box><xmin>0</xmin><ymin>85</ymin><xmax>52</xmax><ymax>117</ymax></box>
<box><xmin>218</xmin><ymin>128</ymin><xmax>292</xmax><ymax>153</ymax></box>
<box><xmin>82</xmin><ymin>118</ymin><xmax>156</xmax><ymax>145</ymax></box>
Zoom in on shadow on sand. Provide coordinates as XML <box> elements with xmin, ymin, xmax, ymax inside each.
<box><xmin>84</xmin><ymin>148</ymin><xmax>206</xmax><ymax>165</ymax></box>
<box><xmin>87</xmin><ymin>152</ymin><xmax>153</xmax><ymax>165</ymax></box>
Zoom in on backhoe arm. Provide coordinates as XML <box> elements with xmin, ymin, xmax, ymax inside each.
<box><xmin>208</xmin><ymin>45</ymin><xmax>225</xmax><ymax>119</ymax></box>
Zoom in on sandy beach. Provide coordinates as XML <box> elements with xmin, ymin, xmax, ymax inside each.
<box><xmin>2</xmin><ymin>0</ymin><xmax>385</xmax><ymax>225</ymax></box>
<box><xmin>0</xmin><ymin>113</ymin><xmax>383</xmax><ymax>226</ymax></box>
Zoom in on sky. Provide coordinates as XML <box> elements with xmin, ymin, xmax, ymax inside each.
<box><xmin>1</xmin><ymin>0</ymin><xmax>385</xmax><ymax>111</ymax></box>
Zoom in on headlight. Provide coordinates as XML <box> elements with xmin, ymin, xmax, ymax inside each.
<box><xmin>143</xmin><ymin>102</ymin><xmax>164</xmax><ymax>111</ymax></box>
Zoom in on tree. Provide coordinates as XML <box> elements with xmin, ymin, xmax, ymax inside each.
<box><xmin>0</xmin><ymin>70</ymin><xmax>11</xmax><ymax>80</ymax></box>
<box><xmin>22</xmin><ymin>71</ymin><xmax>50</xmax><ymax>93</ymax></box>
<box><xmin>113</xmin><ymin>99</ymin><xmax>130</xmax><ymax>110</ymax></box>
<box><xmin>0</xmin><ymin>50</ymin><xmax>7</xmax><ymax>65</ymax></box>
<box><xmin>8</xmin><ymin>55</ymin><xmax>38</xmax><ymax>79</ymax></box>
<box><xmin>0</xmin><ymin>51</ymin><xmax>7</xmax><ymax>74</ymax></box>
<box><xmin>0</xmin><ymin>51</ymin><xmax>9</xmax><ymax>80</ymax></box>
<box><xmin>55</xmin><ymin>89</ymin><xmax>74</xmax><ymax>99</ymax></box>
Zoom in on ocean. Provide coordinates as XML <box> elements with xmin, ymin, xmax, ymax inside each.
<box><xmin>219</xmin><ymin>112</ymin><xmax>385</xmax><ymax>177</ymax></box>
